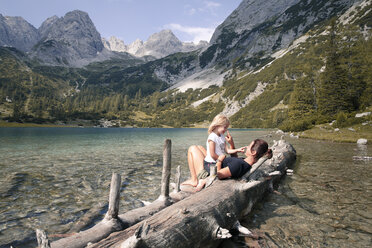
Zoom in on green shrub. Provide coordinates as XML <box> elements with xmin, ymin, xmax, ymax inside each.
<box><xmin>280</xmin><ymin>118</ymin><xmax>313</xmax><ymax>132</ymax></box>
<box><xmin>335</xmin><ymin>111</ymin><xmax>347</xmax><ymax>127</ymax></box>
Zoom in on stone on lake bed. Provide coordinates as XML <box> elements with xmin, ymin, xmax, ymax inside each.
<box><xmin>357</xmin><ymin>138</ymin><xmax>367</xmax><ymax>145</ymax></box>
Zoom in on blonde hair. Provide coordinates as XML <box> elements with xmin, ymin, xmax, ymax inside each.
<box><xmin>208</xmin><ymin>114</ymin><xmax>230</xmax><ymax>134</ymax></box>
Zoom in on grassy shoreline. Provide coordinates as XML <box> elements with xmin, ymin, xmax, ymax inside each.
<box><xmin>0</xmin><ymin>121</ymin><xmax>77</xmax><ymax>128</ymax></box>
<box><xmin>299</xmin><ymin>123</ymin><xmax>372</xmax><ymax>143</ymax></box>
<box><xmin>1</xmin><ymin>120</ymin><xmax>370</xmax><ymax>144</ymax></box>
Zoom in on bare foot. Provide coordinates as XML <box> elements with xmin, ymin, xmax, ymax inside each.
<box><xmin>195</xmin><ymin>179</ymin><xmax>206</xmax><ymax>191</ymax></box>
<box><xmin>181</xmin><ymin>179</ymin><xmax>198</xmax><ymax>187</ymax></box>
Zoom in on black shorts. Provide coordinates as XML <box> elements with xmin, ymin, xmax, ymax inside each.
<box><xmin>203</xmin><ymin>160</ymin><xmax>216</xmax><ymax>174</ymax></box>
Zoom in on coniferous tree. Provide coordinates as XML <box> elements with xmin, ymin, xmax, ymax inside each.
<box><xmin>339</xmin><ymin>24</ymin><xmax>366</xmax><ymax>110</ymax></box>
<box><xmin>317</xmin><ymin>20</ymin><xmax>351</xmax><ymax>117</ymax></box>
<box><xmin>289</xmin><ymin>77</ymin><xmax>315</xmax><ymax>120</ymax></box>
<box><xmin>359</xmin><ymin>30</ymin><xmax>372</xmax><ymax>108</ymax></box>
<box><xmin>123</xmin><ymin>95</ymin><xmax>129</xmax><ymax>109</ymax></box>
<box><xmin>12</xmin><ymin>102</ymin><xmax>21</xmax><ymax>120</ymax></box>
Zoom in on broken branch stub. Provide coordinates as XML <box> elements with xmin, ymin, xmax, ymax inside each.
<box><xmin>160</xmin><ymin>139</ymin><xmax>172</xmax><ymax>199</ymax></box>
<box><xmin>105</xmin><ymin>173</ymin><xmax>121</xmax><ymax>220</ymax></box>
<box><xmin>36</xmin><ymin>229</ymin><xmax>50</xmax><ymax>248</ymax></box>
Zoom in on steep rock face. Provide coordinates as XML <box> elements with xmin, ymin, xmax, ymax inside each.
<box><xmin>102</xmin><ymin>36</ymin><xmax>126</xmax><ymax>52</ymax></box>
<box><xmin>210</xmin><ymin>0</ymin><xmax>300</xmax><ymax>43</ymax></box>
<box><xmin>31</xmin><ymin>10</ymin><xmax>104</xmax><ymax>66</ymax></box>
<box><xmin>38</xmin><ymin>15</ymin><xmax>59</xmax><ymax>37</ymax></box>
<box><xmin>126</xmin><ymin>39</ymin><xmax>143</xmax><ymax>55</ymax></box>
<box><xmin>201</xmin><ymin>0</ymin><xmax>360</xmax><ymax>69</ymax></box>
<box><xmin>0</xmin><ymin>14</ymin><xmax>39</xmax><ymax>52</ymax></box>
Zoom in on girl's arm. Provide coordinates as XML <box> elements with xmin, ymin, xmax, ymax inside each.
<box><xmin>216</xmin><ymin>154</ymin><xmax>226</xmax><ymax>172</ymax></box>
<box><xmin>225</xmin><ymin>131</ymin><xmax>238</xmax><ymax>157</ymax></box>
<box><xmin>208</xmin><ymin>140</ymin><xmax>219</xmax><ymax>161</ymax></box>
<box><xmin>225</xmin><ymin>131</ymin><xmax>235</xmax><ymax>149</ymax></box>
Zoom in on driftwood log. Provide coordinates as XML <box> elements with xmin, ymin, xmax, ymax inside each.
<box><xmin>87</xmin><ymin>139</ymin><xmax>296</xmax><ymax>248</ymax></box>
<box><xmin>37</xmin><ymin>139</ymin><xmax>295</xmax><ymax>248</ymax></box>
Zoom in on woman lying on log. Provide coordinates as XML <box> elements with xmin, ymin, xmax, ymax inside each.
<box><xmin>182</xmin><ymin>138</ymin><xmax>273</xmax><ymax>190</ymax></box>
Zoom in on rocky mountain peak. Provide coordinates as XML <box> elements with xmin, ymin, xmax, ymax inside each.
<box><xmin>103</xmin><ymin>29</ymin><xmax>207</xmax><ymax>59</ymax></box>
<box><xmin>102</xmin><ymin>36</ymin><xmax>126</xmax><ymax>52</ymax></box>
<box><xmin>39</xmin><ymin>15</ymin><xmax>59</xmax><ymax>37</ymax></box>
<box><xmin>202</xmin><ymin>0</ymin><xmax>361</xmax><ymax>69</ymax></box>
<box><xmin>210</xmin><ymin>0</ymin><xmax>301</xmax><ymax>44</ymax></box>
<box><xmin>31</xmin><ymin>9</ymin><xmax>105</xmax><ymax>66</ymax></box>
<box><xmin>127</xmin><ymin>38</ymin><xmax>143</xmax><ymax>54</ymax></box>
<box><xmin>41</xmin><ymin>10</ymin><xmax>102</xmax><ymax>44</ymax></box>
<box><xmin>0</xmin><ymin>14</ymin><xmax>39</xmax><ymax>51</ymax></box>
<box><xmin>147</xmin><ymin>29</ymin><xmax>181</xmax><ymax>44</ymax></box>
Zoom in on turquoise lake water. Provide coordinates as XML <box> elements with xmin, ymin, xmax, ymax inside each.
<box><xmin>0</xmin><ymin>128</ymin><xmax>371</xmax><ymax>247</ymax></box>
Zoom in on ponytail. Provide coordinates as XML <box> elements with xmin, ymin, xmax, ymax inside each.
<box><xmin>266</xmin><ymin>148</ymin><xmax>273</xmax><ymax>159</ymax></box>
<box><xmin>251</xmin><ymin>139</ymin><xmax>272</xmax><ymax>161</ymax></box>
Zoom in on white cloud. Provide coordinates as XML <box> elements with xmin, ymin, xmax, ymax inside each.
<box><xmin>188</xmin><ymin>8</ymin><xmax>197</xmax><ymax>15</ymax></box>
<box><xmin>164</xmin><ymin>23</ymin><xmax>215</xmax><ymax>44</ymax></box>
<box><xmin>185</xmin><ymin>1</ymin><xmax>221</xmax><ymax>16</ymax></box>
<box><xmin>205</xmin><ymin>1</ymin><xmax>221</xmax><ymax>8</ymax></box>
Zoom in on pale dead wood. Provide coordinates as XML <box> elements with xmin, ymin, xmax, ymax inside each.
<box><xmin>36</xmin><ymin>229</ymin><xmax>50</xmax><ymax>248</ymax></box>
<box><xmin>105</xmin><ymin>173</ymin><xmax>121</xmax><ymax>220</ymax></box>
<box><xmin>160</xmin><ymin>139</ymin><xmax>172</xmax><ymax>200</ymax></box>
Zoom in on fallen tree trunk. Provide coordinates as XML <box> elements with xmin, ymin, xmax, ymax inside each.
<box><xmin>89</xmin><ymin>139</ymin><xmax>296</xmax><ymax>248</ymax></box>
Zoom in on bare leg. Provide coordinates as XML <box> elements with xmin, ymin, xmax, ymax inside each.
<box><xmin>181</xmin><ymin>145</ymin><xmax>206</xmax><ymax>187</ymax></box>
<box><xmin>198</xmin><ymin>145</ymin><xmax>207</xmax><ymax>157</ymax></box>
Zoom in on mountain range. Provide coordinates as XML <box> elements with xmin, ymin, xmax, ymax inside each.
<box><xmin>0</xmin><ymin>10</ymin><xmax>206</xmax><ymax>67</ymax></box>
<box><xmin>102</xmin><ymin>30</ymin><xmax>208</xmax><ymax>59</ymax></box>
<box><xmin>0</xmin><ymin>0</ymin><xmax>371</xmax><ymax>130</ymax></box>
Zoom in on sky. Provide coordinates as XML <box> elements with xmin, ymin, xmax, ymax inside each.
<box><xmin>1</xmin><ymin>0</ymin><xmax>242</xmax><ymax>44</ymax></box>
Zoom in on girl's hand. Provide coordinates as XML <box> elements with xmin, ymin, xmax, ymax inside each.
<box><xmin>225</xmin><ymin>131</ymin><xmax>234</xmax><ymax>144</ymax></box>
<box><xmin>217</xmin><ymin>154</ymin><xmax>226</xmax><ymax>162</ymax></box>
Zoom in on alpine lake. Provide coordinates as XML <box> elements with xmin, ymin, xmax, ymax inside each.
<box><xmin>0</xmin><ymin>127</ymin><xmax>371</xmax><ymax>247</ymax></box>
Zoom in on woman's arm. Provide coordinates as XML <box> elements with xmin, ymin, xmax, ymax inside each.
<box><xmin>225</xmin><ymin>144</ymin><xmax>245</xmax><ymax>155</ymax></box>
<box><xmin>216</xmin><ymin>154</ymin><xmax>232</xmax><ymax>179</ymax></box>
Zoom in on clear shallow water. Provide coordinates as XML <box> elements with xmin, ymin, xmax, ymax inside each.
<box><xmin>0</xmin><ymin>128</ymin><xmax>371</xmax><ymax>247</ymax></box>
<box><xmin>233</xmin><ymin>138</ymin><xmax>372</xmax><ymax>248</ymax></box>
